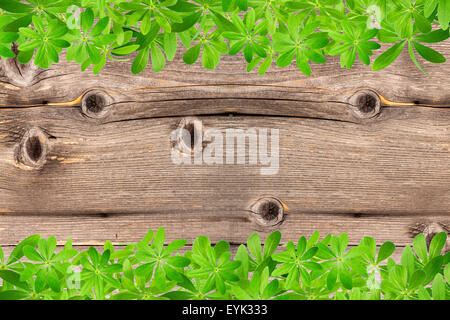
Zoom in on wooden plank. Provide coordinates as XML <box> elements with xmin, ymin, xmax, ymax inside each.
<box><xmin>0</xmin><ymin>42</ymin><xmax>449</xmax><ymax>123</ymax></box>
<box><xmin>0</xmin><ymin>40</ymin><xmax>449</xmax><ymax>250</ymax></box>
<box><xmin>0</xmin><ymin>116</ymin><xmax>449</xmax><ymax>215</ymax></box>
<box><xmin>0</xmin><ymin>212</ymin><xmax>448</xmax><ymax>247</ymax></box>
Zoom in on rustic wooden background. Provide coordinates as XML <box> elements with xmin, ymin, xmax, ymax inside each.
<box><xmin>0</xmin><ymin>40</ymin><xmax>449</xmax><ymax>258</ymax></box>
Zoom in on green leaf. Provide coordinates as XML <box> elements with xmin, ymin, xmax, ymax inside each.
<box><xmin>138</xmin><ymin>23</ymin><xmax>160</xmax><ymax>50</ymax></box>
<box><xmin>277</xmin><ymin>49</ymin><xmax>295</xmax><ymax>68</ymax></box>
<box><xmin>48</xmin><ymin>268</ymin><xmax>61</xmax><ymax>292</ymax></box>
<box><xmin>425</xmin><ymin>0</ymin><xmax>439</xmax><ymax>17</ymax></box>
<box><xmin>262</xmin><ymin>279</ymin><xmax>279</xmax><ymax>299</ymax></box>
<box><xmin>93</xmin><ymin>55</ymin><xmax>107</xmax><ymax>74</ymax></box>
<box><xmin>0</xmin><ymin>32</ymin><xmax>19</xmax><ymax>43</ymax></box>
<box><xmin>377</xmin><ymin>29</ymin><xmax>401</xmax><ymax>43</ymax></box>
<box><xmin>413</xmin><ymin>233</ymin><xmax>428</xmax><ymax>262</ymax></box>
<box><xmin>247</xmin><ymin>233</ymin><xmax>262</xmax><ymax>263</ymax></box>
<box><xmin>222</xmin><ymin>32</ymin><xmax>244</xmax><ymax>40</ymax></box>
<box><xmin>150</xmin><ymin>43</ymin><xmax>166</xmax><ymax>72</ymax></box>
<box><xmin>237</xmin><ymin>0</ymin><xmax>248</xmax><ymax>11</ymax></box>
<box><xmin>0</xmin><ymin>0</ymin><xmax>33</xmax><ymax>13</ymax></box>
<box><xmin>232</xmin><ymin>285</ymin><xmax>253</xmax><ymax>300</ymax></box>
<box><xmin>245</xmin><ymin>9</ymin><xmax>255</xmax><ymax>31</ymax></box>
<box><xmin>183</xmin><ymin>43</ymin><xmax>201</xmax><ymax>65</ymax></box>
<box><xmin>172</xmin><ymin>11</ymin><xmax>202</xmax><ymax>33</ymax></box>
<box><xmin>326</xmin><ymin>266</ymin><xmax>337</xmax><ymax>290</ymax></box>
<box><xmin>23</xmin><ymin>246</ymin><xmax>44</xmax><ymax>262</ymax></box>
<box><xmin>210</xmin><ymin>9</ymin><xmax>239</xmax><ymax>33</ymax></box>
<box><xmin>429</xmin><ymin>232</ymin><xmax>447</xmax><ymax>259</ymax></box>
<box><xmin>92</xmin><ymin>34</ymin><xmax>116</xmax><ymax>46</ymax></box>
<box><xmin>82</xmin><ymin>8</ymin><xmax>95</xmax><ymax>32</ymax></box>
<box><xmin>0</xmin><ymin>270</ymin><xmax>29</xmax><ymax>290</ymax></box>
<box><xmin>423</xmin><ymin>256</ymin><xmax>444</xmax><ymax>284</ymax></box>
<box><xmin>271</xmin><ymin>262</ymin><xmax>292</xmax><ymax>277</ymax></box>
<box><xmin>408</xmin><ymin>41</ymin><xmax>429</xmax><ymax>77</ymax></box>
<box><xmin>243</xmin><ymin>43</ymin><xmax>253</xmax><ymax>63</ymax></box>
<box><xmin>418</xmin><ymin>287</ymin><xmax>432</xmax><ymax>300</ymax></box>
<box><xmin>229</xmin><ymin>39</ymin><xmax>246</xmax><ymax>55</ymax></box>
<box><xmin>445</xmin><ymin>263</ymin><xmax>450</xmax><ymax>283</ymax></box>
<box><xmin>296</xmin><ymin>50</ymin><xmax>311</xmax><ymax>76</ymax></box>
<box><xmin>301</xmin><ymin>247</ymin><xmax>318</xmax><ymax>260</ymax></box>
<box><xmin>438</xmin><ymin>0</ymin><xmax>450</xmax><ymax>30</ymax></box>
<box><xmin>285</xmin><ymin>266</ymin><xmax>299</xmax><ymax>289</ymax></box>
<box><xmin>215</xmin><ymin>275</ymin><xmax>226</xmax><ymax>294</ymax></box>
<box><xmin>401</xmin><ymin>245</ymin><xmax>416</xmax><ymax>279</ymax></box>
<box><xmin>163</xmin><ymin>32</ymin><xmax>177</xmax><ymax>61</ymax></box>
<box><xmin>155</xmin><ymin>11</ymin><xmax>171</xmax><ymax>33</ymax></box>
<box><xmin>409</xmin><ymin>270</ymin><xmax>426</xmax><ymax>289</ymax></box>
<box><xmin>431</xmin><ymin>273</ymin><xmax>446</xmax><ymax>300</ymax></box>
<box><xmin>234</xmin><ymin>245</ymin><xmax>248</xmax><ymax>280</ymax></box>
<box><xmin>7</xmin><ymin>235</ymin><xmax>40</xmax><ymax>264</ymax></box>
<box><xmin>91</xmin><ymin>17</ymin><xmax>110</xmax><ymax>37</ymax></box>
<box><xmin>0</xmin><ymin>290</ymin><xmax>29</xmax><ymax>300</ymax></box>
<box><xmin>214</xmin><ymin>240</ymin><xmax>230</xmax><ymax>260</ymax></box>
<box><xmin>132</xmin><ymin>48</ymin><xmax>150</xmax><ymax>74</ymax></box>
<box><xmin>413</xmin><ymin>41</ymin><xmax>446</xmax><ymax>64</ymax></box>
<box><xmin>17</xmin><ymin>40</ymin><xmax>41</xmax><ymax>52</ymax></box>
<box><xmin>50</xmin><ymin>39</ymin><xmax>71</xmax><ymax>49</ymax></box>
<box><xmin>110</xmin><ymin>291</ymin><xmax>141</xmax><ymax>300</ymax></box>
<box><xmin>413</xmin><ymin>12</ymin><xmax>431</xmax><ymax>34</ymax></box>
<box><xmin>414</xmin><ymin>29</ymin><xmax>450</xmax><ymax>43</ymax></box>
<box><xmin>111</xmin><ymin>45</ymin><xmax>140</xmax><ymax>55</ymax></box>
<box><xmin>263</xmin><ymin>231</ymin><xmax>281</xmax><ymax>259</ymax></box>
<box><xmin>87</xmin><ymin>44</ymin><xmax>101</xmax><ymax>64</ymax></box>
<box><xmin>376</xmin><ymin>241</ymin><xmax>395</xmax><ymax>264</ymax></box>
<box><xmin>165</xmin><ymin>239</ymin><xmax>187</xmax><ymax>255</ymax></box>
<box><xmin>135</xmin><ymin>262</ymin><xmax>156</xmax><ymax>277</ymax></box>
<box><xmin>3</xmin><ymin>14</ymin><xmax>32</xmax><ymax>32</ymax></box>
<box><xmin>17</xmin><ymin>48</ymin><xmax>34</xmax><ymax>63</ymax></box>
<box><xmin>372</xmin><ymin>41</ymin><xmax>406</xmax><ymax>71</ymax></box>
<box><xmin>340</xmin><ymin>269</ymin><xmax>353</xmax><ymax>290</ymax></box>
<box><xmin>166</xmin><ymin>256</ymin><xmax>190</xmax><ymax>268</ymax></box>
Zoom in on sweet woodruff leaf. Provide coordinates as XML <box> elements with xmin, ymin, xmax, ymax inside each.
<box><xmin>0</xmin><ymin>0</ymin><xmax>448</xmax><ymax>75</ymax></box>
<box><xmin>0</xmin><ymin>229</ymin><xmax>448</xmax><ymax>300</ymax></box>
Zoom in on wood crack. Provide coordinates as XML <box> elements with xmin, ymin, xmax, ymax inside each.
<box><xmin>0</xmin><ymin>85</ymin><xmax>449</xmax><ymax>110</ymax></box>
<box><xmin>103</xmin><ymin>110</ymin><xmax>358</xmax><ymax>125</ymax></box>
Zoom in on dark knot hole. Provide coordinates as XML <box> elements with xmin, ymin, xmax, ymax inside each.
<box><xmin>258</xmin><ymin>201</ymin><xmax>281</xmax><ymax>221</ymax></box>
<box><xmin>26</xmin><ymin>136</ymin><xmax>43</xmax><ymax>163</ymax></box>
<box><xmin>357</xmin><ymin>94</ymin><xmax>377</xmax><ymax>113</ymax></box>
<box><xmin>85</xmin><ymin>94</ymin><xmax>106</xmax><ymax>114</ymax></box>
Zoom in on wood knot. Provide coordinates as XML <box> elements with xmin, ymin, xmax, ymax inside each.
<box><xmin>349</xmin><ymin>90</ymin><xmax>381</xmax><ymax>119</ymax></box>
<box><xmin>0</xmin><ymin>43</ymin><xmax>38</xmax><ymax>87</ymax></box>
<box><xmin>171</xmin><ymin>117</ymin><xmax>204</xmax><ymax>155</ymax></box>
<box><xmin>15</xmin><ymin>127</ymin><xmax>49</xmax><ymax>169</ymax></box>
<box><xmin>409</xmin><ymin>222</ymin><xmax>450</xmax><ymax>253</ymax></box>
<box><xmin>250</xmin><ymin>197</ymin><xmax>285</xmax><ymax>227</ymax></box>
<box><xmin>81</xmin><ymin>90</ymin><xmax>112</xmax><ymax>118</ymax></box>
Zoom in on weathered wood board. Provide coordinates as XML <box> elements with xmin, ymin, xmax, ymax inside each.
<box><xmin>0</xmin><ymin>40</ymin><xmax>449</xmax><ymax>253</ymax></box>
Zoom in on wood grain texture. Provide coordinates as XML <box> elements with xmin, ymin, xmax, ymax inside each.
<box><xmin>0</xmin><ymin>213</ymin><xmax>448</xmax><ymax>247</ymax></box>
<box><xmin>0</xmin><ymin>39</ymin><xmax>449</xmax><ymax>248</ymax></box>
<box><xmin>1</xmin><ymin>42</ymin><xmax>450</xmax><ymax>120</ymax></box>
<box><xmin>0</xmin><ymin>116</ymin><xmax>449</xmax><ymax>215</ymax></box>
